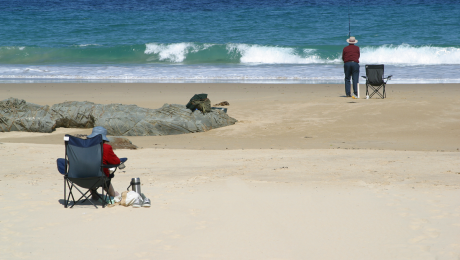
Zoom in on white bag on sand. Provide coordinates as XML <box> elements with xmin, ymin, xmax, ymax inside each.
<box><xmin>121</xmin><ymin>191</ymin><xmax>140</xmax><ymax>206</ymax></box>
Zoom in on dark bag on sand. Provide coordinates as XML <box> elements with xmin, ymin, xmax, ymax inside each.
<box><xmin>186</xmin><ymin>93</ymin><xmax>211</xmax><ymax>113</ymax></box>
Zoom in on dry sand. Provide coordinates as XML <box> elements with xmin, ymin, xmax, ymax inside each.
<box><xmin>1</xmin><ymin>83</ymin><xmax>459</xmax><ymax>259</ymax></box>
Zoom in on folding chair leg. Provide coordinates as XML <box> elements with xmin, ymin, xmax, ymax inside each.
<box><xmin>65</xmin><ymin>179</ymin><xmax>100</xmax><ymax>209</ymax></box>
<box><xmin>71</xmin><ymin>186</ymin><xmax>98</xmax><ymax>209</ymax></box>
<box><xmin>100</xmin><ymin>179</ymin><xmax>112</xmax><ymax>209</ymax></box>
<box><xmin>375</xmin><ymin>86</ymin><xmax>384</xmax><ymax>98</ymax></box>
<box><xmin>64</xmin><ymin>176</ymin><xmax>111</xmax><ymax>209</ymax></box>
<box><xmin>102</xmin><ymin>187</ymin><xmax>105</xmax><ymax>208</ymax></box>
<box><xmin>66</xmin><ymin>181</ymin><xmax>77</xmax><ymax>208</ymax></box>
<box><xmin>64</xmin><ymin>178</ymin><xmax>77</xmax><ymax>208</ymax></box>
<box><xmin>68</xmin><ymin>184</ymin><xmax>77</xmax><ymax>208</ymax></box>
<box><xmin>64</xmin><ymin>177</ymin><xmax>67</xmax><ymax>208</ymax></box>
<box><xmin>368</xmin><ymin>85</ymin><xmax>385</xmax><ymax>99</ymax></box>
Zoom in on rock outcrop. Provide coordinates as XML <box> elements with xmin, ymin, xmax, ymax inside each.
<box><xmin>0</xmin><ymin>98</ymin><xmax>237</xmax><ymax>136</ymax></box>
<box><xmin>0</xmin><ymin>98</ymin><xmax>56</xmax><ymax>132</ymax></box>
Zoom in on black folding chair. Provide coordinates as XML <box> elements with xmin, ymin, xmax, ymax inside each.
<box><xmin>361</xmin><ymin>64</ymin><xmax>392</xmax><ymax>99</ymax></box>
<box><xmin>56</xmin><ymin>134</ymin><xmax>125</xmax><ymax>209</ymax></box>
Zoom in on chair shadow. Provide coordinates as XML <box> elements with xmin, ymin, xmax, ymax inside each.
<box><xmin>58</xmin><ymin>198</ymin><xmax>104</xmax><ymax>207</ymax></box>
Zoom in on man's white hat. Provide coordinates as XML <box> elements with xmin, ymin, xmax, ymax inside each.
<box><xmin>347</xmin><ymin>36</ymin><xmax>358</xmax><ymax>44</ymax></box>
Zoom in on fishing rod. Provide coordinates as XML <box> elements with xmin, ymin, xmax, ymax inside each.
<box><xmin>348</xmin><ymin>0</ymin><xmax>351</xmax><ymax>37</ymax></box>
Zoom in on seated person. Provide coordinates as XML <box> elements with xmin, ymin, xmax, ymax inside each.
<box><xmin>87</xmin><ymin>126</ymin><xmax>121</xmax><ymax>201</ymax></box>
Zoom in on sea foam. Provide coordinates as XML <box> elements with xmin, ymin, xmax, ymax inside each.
<box><xmin>227</xmin><ymin>44</ymin><xmax>321</xmax><ymax>64</ymax></box>
<box><xmin>143</xmin><ymin>42</ymin><xmax>460</xmax><ymax>65</ymax></box>
<box><xmin>360</xmin><ymin>44</ymin><xmax>460</xmax><ymax>65</ymax></box>
<box><xmin>144</xmin><ymin>43</ymin><xmax>214</xmax><ymax>62</ymax></box>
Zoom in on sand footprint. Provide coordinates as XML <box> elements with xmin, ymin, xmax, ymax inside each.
<box><xmin>196</xmin><ymin>221</ymin><xmax>207</xmax><ymax>230</ymax></box>
<box><xmin>135</xmin><ymin>252</ymin><xmax>150</xmax><ymax>257</ymax></box>
<box><xmin>33</xmin><ymin>226</ymin><xmax>45</xmax><ymax>231</ymax></box>
<box><xmin>148</xmin><ymin>239</ymin><xmax>162</xmax><ymax>245</ymax></box>
<box><xmin>189</xmin><ymin>208</ymin><xmax>200</xmax><ymax>216</ymax></box>
<box><xmin>409</xmin><ymin>235</ymin><xmax>427</xmax><ymax>243</ymax></box>
<box><xmin>398</xmin><ymin>212</ymin><xmax>409</xmax><ymax>217</ymax></box>
<box><xmin>162</xmin><ymin>230</ymin><xmax>175</xmax><ymax>235</ymax></box>
<box><xmin>431</xmin><ymin>212</ymin><xmax>449</xmax><ymax>219</ymax></box>
<box><xmin>409</xmin><ymin>218</ymin><xmax>429</xmax><ymax>230</ymax></box>
<box><xmin>424</xmin><ymin>228</ymin><xmax>440</xmax><ymax>238</ymax></box>
<box><xmin>163</xmin><ymin>245</ymin><xmax>173</xmax><ymax>251</ymax></box>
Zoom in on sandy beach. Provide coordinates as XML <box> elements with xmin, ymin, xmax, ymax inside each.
<box><xmin>1</xmin><ymin>83</ymin><xmax>460</xmax><ymax>259</ymax></box>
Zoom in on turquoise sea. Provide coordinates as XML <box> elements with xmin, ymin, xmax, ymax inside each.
<box><xmin>1</xmin><ymin>0</ymin><xmax>459</xmax><ymax>84</ymax></box>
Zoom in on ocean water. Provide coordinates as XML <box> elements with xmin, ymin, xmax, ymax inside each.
<box><xmin>1</xmin><ymin>0</ymin><xmax>459</xmax><ymax>84</ymax></box>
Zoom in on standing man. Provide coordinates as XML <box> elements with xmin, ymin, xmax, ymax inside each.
<box><xmin>342</xmin><ymin>36</ymin><xmax>360</xmax><ymax>97</ymax></box>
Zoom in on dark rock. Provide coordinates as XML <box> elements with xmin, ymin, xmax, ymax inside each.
<box><xmin>213</xmin><ymin>101</ymin><xmax>230</xmax><ymax>106</ymax></box>
<box><xmin>107</xmin><ymin>136</ymin><xmax>138</xmax><ymax>150</ymax></box>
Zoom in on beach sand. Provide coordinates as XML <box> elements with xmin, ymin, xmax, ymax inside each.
<box><xmin>1</xmin><ymin>83</ymin><xmax>460</xmax><ymax>259</ymax></box>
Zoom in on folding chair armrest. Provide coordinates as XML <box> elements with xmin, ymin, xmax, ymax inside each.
<box><xmin>57</xmin><ymin>158</ymin><xmax>67</xmax><ymax>175</ymax></box>
<box><xmin>102</xmin><ymin>158</ymin><xmax>128</xmax><ymax>175</ymax></box>
<box><xmin>383</xmin><ymin>75</ymin><xmax>392</xmax><ymax>83</ymax></box>
<box><xmin>101</xmin><ymin>164</ymin><xmax>118</xmax><ymax>178</ymax></box>
<box><xmin>102</xmin><ymin>162</ymin><xmax>127</xmax><ymax>168</ymax></box>
<box><xmin>102</xmin><ymin>164</ymin><xmax>120</xmax><ymax>168</ymax></box>
<box><xmin>101</xmin><ymin>158</ymin><xmax>128</xmax><ymax>167</ymax></box>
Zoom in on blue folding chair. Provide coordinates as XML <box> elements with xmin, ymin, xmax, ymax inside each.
<box><xmin>57</xmin><ymin>134</ymin><xmax>127</xmax><ymax>208</ymax></box>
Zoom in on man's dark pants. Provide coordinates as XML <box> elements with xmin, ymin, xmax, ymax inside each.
<box><xmin>344</xmin><ymin>61</ymin><xmax>360</xmax><ymax>96</ymax></box>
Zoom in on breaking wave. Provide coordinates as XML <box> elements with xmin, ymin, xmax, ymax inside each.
<box><xmin>1</xmin><ymin>43</ymin><xmax>459</xmax><ymax>65</ymax></box>
<box><xmin>360</xmin><ymin>44</ymin><xmax>460</xmax><ymax>65</ymax></box>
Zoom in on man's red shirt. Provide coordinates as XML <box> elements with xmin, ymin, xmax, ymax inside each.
<box><xmin>103</xmin><ymin>143</ymin><xmax>120</xmax><ymax>177</ymax></box>
<box><xmin>342</xmin><ymin>44</ymin><xmax>360</xmax><ymax>63</ymax></box>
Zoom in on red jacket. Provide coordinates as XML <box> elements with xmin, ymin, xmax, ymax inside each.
<box><xmin>342</xmin><ymin>44</ymin><xmax>360</xmax><ymax>63</ymax></box>
<box><xmin>103</xmin><ymin>143</ymin><xmax>120</xmax><ymax>177</ymax></box>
